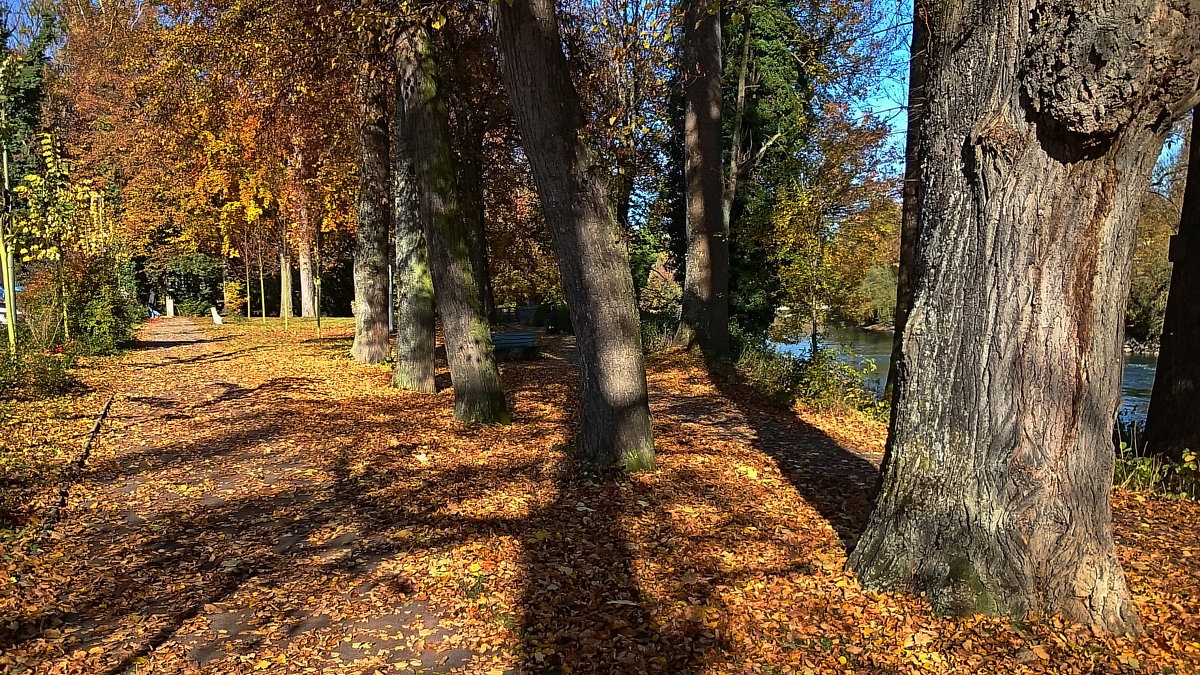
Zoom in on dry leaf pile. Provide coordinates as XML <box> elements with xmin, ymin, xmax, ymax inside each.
<box><xmin>1</xmin><ymin>317</ymin><xmax>1197</xmax><ymax>674</ymax></box>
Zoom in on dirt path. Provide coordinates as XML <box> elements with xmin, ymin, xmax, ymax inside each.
<box><xmin>10</xmin><ymin>318</ymin><xmax>1193</xmax><ymax>674</ymax></box>
<box><xmin>11</xmin><ymin>319</ymin><xmax>482</xmax><ymax>673</ymax></box>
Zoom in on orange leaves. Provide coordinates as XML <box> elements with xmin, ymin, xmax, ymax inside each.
<box><xmin>2</xmin><ymin>319</ymin><xmax>1199</xmax><ymax>673</ymax></box>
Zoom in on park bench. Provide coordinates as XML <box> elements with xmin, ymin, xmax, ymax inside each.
<box><xmin>490</xmin><ymin>331</ymin><xmax>538</xmax><ymax>361</ymax></box>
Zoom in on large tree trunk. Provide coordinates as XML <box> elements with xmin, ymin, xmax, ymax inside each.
<box><xmin>1145</xmin><ymin>110</ymin><xmax>1200</xmax><ymax>462</ymax></box>
<box><xmin>458</xmin><ymin>112</ymin><xmax>495</xmax><ymax>321</ymax></box>
<box><xmin>492</xmin><ymin>0</ymin><xmax>655</xmax><ymax>469</ymax></box>
<box><xmin>397</xmin><ymin>26</ymin><xmax>508</xmax><ymax>422</ymax></box>
<box><xmin>351</xmin><ymin>67</ymin><xmax>393</xmax><ymax>364</ymax></box>
<box><xmin>848</xmin><ymin>0</ymin><xmax>1200</xmax><ymax>636</ymax></box>
<box><xmin>391</xmin><ymin>48</ymin><xmax>438</xmax><ymax>394</ymax></box>
<box><xmin>676</xmin><ymin>0</ymin><xmax>729</xmax><ymax>360</ymax></box>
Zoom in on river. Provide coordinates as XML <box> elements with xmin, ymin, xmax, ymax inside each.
<box><xmin>773</xmin><ymin>326</ymin><xmax>1156</xmax><ymax>425</ymax></box>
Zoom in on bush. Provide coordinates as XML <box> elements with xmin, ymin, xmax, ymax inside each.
<box><xmin>22</xmin><ymin>347</ymin><xmax>77</xmax><ymax>395</ymax></box>
<box><xmin>176</xmin><ymin>297</ymin><xmax>213</xmax><ymax>317</ymax></box>
<box><xmin>0</xmin><ymin>344</ymin><xmax>79</xmax><ymax>399</ymax></box>
<box><xmin>639</xmin><ymin>312</ymin><xmax>675</xmax><ymax>354</ymax></box>
<box><xmin>732</xmin><ymin>328</ymin><xmax>888</xmax><ymax>419</ymax></box>
<box><xmin>223</xmin><ymin>280</ymin><xmax>247</xmax><ymax>317</ymax></box>
<box><xmin>735</xmin><ymin>341</ymin><xmax>807</xmax><ymax>406</ymax></box>
<box><xmin>76</xmin><ymin>282</ymin><xmax>142</xmax><ymax>354</ymax></box>
<box><xmin>0</xmin><ymin>352</ymin><xmax>18</xmax><ymax>397</ymax></box>
<box><xmin>1114</xmin><ymin>443</ymin><xmax>1200</xmax><ymax>500</ymax></box>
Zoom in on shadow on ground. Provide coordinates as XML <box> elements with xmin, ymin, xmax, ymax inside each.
<box><xmin>3</xmin><ymin>328</ymin><xmax>883</xmax><ymax>674</ymax></box>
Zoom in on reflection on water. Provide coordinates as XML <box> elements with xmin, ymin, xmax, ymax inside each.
<box><xmin>774</xmin><ymin>326</ymin><xmax>1157</xmax><ymax>424</ymax></box>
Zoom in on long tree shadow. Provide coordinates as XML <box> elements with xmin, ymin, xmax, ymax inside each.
<box><xmin>709</xmin><ymin>375</ymin><xmax>881</xmax><ymax>547</ymax></box>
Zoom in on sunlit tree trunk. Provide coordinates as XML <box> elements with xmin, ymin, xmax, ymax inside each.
<box><xmin>257</xmin><ymin>254</ymin><xmax>266</xmax><ymax>322</ymax></box>
<box><xmin>298</xmin><ymin>236</ymin><xmax>316</xmax><ymax>318</ymax></box>
<box><xmin>279</xmin><ymin>238</ymin><xmax>292</xmax><ymax>328</ymax></box>
<box><xmin>493</xmin><ymin>0</ymin><xmax>654</xmax><ymax>468</ymax></box>
<box><xmin>0</xmin><ymin>223</ymin><xmax>16</xmax><ymax>351</ymax></box>
<box><xmin>1</xmin><ymin>142</ymin><xmax>16</xmax><ymax>350</ymax></box>
<box><xmin>1145</xmin><ymin>110</ymin><xmax>1200</xmax><ymax>462</ymax></box>
<box><xmin>676</xmin><ymin>0</ymin><xmax>730</xmax><ymax>361</ymax></box>
<box><xmin>391</xmin><ymin>54</ymin><xmax>437</xmax><ymax>393</ymax></box>
<box><xmin>848</xmin><ymin>0</ymin><xmax>1200</xmax><ymax>635</ymax></box>
<box><xmin>351</xmin><ymin>64</ymin><xmax>393</xmax><ymax>364</ymax></box>
<box><xmin>397</xmin><ymin>26</ymin><xmax>507</xmax><ymax>422</ymax></box>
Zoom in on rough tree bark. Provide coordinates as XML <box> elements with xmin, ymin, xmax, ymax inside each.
<box><xmin>458</xmin><ymin>112</ymin><xmax>495</xmax><ymax>321</ymax></box>
<box><xmin>676</xmin><ymin>0</ymin><xmax>730</xmax><ymax>361</ymax></box>
<box><xmin>1145</xmin><ymin>110</ymin><xmax>1200</xmax><ymax>462</ymax></box>
<box><xmin>397</xmin><ymin>26</ymin><xmax>508</xmax><ymax>422</ymax></box>
<box><xmin>848</xmin><ymin>0</ymin><xmax>1200</xmax><ymax>635</ymax></box>
<box><xmin>492</xmin><ymin>0</ymin><xmax>655</xmax><ymax>469</ymax></box>
<box><xmin>391</xmin><ymin>46</ymin><xmax>438</xmax><ymax>394</ymax></box>
<box><xmin>350</xmin><ymin>65</ymin><xmax>393</xmax><ymax>364</ymax></box>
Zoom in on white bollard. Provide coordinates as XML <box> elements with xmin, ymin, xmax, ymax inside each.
<box><xmin>210</xmin><ymin>307</ymin><xmax>223</xmax><ymax>325</ymax></box>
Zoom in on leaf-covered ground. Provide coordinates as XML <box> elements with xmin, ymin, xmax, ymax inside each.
<box><xmin>2</xmin><ymin>317</ymin><xmax>1198</xmax><ymax>674</ymax></box>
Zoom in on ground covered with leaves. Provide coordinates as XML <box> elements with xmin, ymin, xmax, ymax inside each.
<box><xmin>2</xmin><ymin>317</ymin><xmax>1198</xmax><ymax>674</ymax></box>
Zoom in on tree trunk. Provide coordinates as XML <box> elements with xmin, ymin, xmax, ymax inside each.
<box><xmin>1145</xmin><ymin>110</ymin><xmax>1200</xmax><ymax>462</ymax></box>
<box><xmin>848</xmin><ymin>0</ymin><xmax>1200</xmax><ymax>636</ymax></box>
<box><xmin>676</xmin><ymin>0</ymin><xmax>730</xmax><ymax>360</ymax></box>
<box><xmin>392</xmin><ymin>52</ymin><xmax>438</xmax><ymax>394</ymax></box>
<box><xmin>351</xmin><ymin>65</ymin><xmax>393</xmax><ymax>364</ymax></box>
<box><xmin>492</xmin><ymin>0</ymin><xmax>654</xmax><ymax>469</ymax></box>
<box><xmin>298</xmin><ymin>211</ymin><xmax>317</xmax><ymax>318</ymax></box>
<box><xmin>397</xmin><ymin>26</ymin><xmax>508</xmax><ymax>422</ymax></box>
<box><xmin>883</xmin><ymin>11</ymin><xmax>928</xmax><ymax>401</ymax></box>
<box><xmin>458</xmin><ymin>112</ymin><xmax>495</xmax><ymax>321</ymax></box>
<box><xmin>279</xmin><ymin>239</ymin><xmax>292</xmax><ymax>327</ymax></box>
<box><xmin>257</xmin><ymin>255</ymin><xmax>266</xmax><ymax>322</ymax></box>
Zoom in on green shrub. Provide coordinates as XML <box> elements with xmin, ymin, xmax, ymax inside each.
<box><xmin>732</xmin><ymin>328</ymin><xmax>888</xmax><ymax>419</ymax></box>
<box><xmin>639</xmin><ymin>313</ymin><xmax>675</xmax><ymax>354</ymax></box>
<box><xmin>176</xmin><ymin>298</ymin><xmax>213</xmax><ymax>317</ymax></box>
<box><xmin>1114</xmin><ymin>442</ymin><xmax>1200</xmax><ymax>500</ymax></box>
<box><xmin>735</xmin><ymin>341</ymin><xmax>806</xmax><ymax>406</ymax></box>
<box><xmin>22</xmin><ymin>347</ymin><xmax>78</xmax><ymax>396</ymax></box>
<box><xmin>0</xmin><ymin>353</ymin><xmax>18</xmax><ymax>397</ymax></box>
<box><xmin>76</xmin><ymin>283</ymin><xmax>141</xmax><ymax>354</ymax></box>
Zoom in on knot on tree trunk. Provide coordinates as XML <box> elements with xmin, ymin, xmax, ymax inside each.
<box><xmin>1020</xmin><ymin>0</ymin><xmax>1200</xmax><ymax>146</ymax></box>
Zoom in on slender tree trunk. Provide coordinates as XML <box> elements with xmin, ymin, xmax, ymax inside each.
<box><xmin>1</xmin><ymin>120</ymin><xmax>14</xmax><ymax>350</ymax></box>
<box><xmin>493</xmin><ymin>0</ymin><xmax>654</xmax><ymax>469</ymax></box>
<box><xmin>1</xmin><ymin>221</ymin><xmax>16</xmax><ymax>351</ymax></box>
<box><xmin>257</xmin><ymin>255</ymin><xmax>266</xmax><ymax>322</ymax></box>
<box><xmin>848</xmin><ymin>0</ymin><xmax>1200</xmax><ymax>636</ymax></box>
<box><xmin>298</xmin><ymin>237</ymin><xmax>316</xmax><ymax>318</ymax></box>
<box><xmin>392</xmin><ymin>57</ymin><xmax>437</xmax><ymax>393</ymax></box>
<box><xmin>351</xmin><ymin>64</ymin><xmax>393</xmax><ymax>364</ymax></box>
<box><xmin>298</xmin><ymin>211</ymin><xmax>317</xmax><ymax>318</ymax></box>
<box><xmin>883</xmin><ymin>10</ymin><xmax>928</xmax><ymax>401</ymax></box>
<box><xmin>244</xmin><ymin>254</ymin><xmax>252</xmax><ymax>320</ymax></box>
<box><xmin>280</xmin><ymin>239</ymin><xmax>292</xmax><ymax>328</ymax></box>
<box><xmin>1145</xmin><ymin>110</ymin><xmax>1200</xmax><ymax>462</ymax></box>
<box><xmin>458</xmin><ymin>113</ymin><xmax>495</xmax><ymax>321</ymax></box>
<box><xmin>397</xmin><ymin>26</ymin><xmax>508</xmax><ymax>422</ymax></box>
<box><xmin>676</xmin><ymin>0</ymin><xmax>729</xmax><ymax>360</ymax></box>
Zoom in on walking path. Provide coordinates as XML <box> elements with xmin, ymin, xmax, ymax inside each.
<box><xmin>6</xmin><ymin>318</ymin><xmax>1194</xmax><ymax>674</ymax></box>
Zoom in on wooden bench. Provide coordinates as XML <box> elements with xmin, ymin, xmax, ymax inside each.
<box><xmin>491</xmin><ymin>331</ymin><xmax>538</xmax><ymax>361</ymax></box>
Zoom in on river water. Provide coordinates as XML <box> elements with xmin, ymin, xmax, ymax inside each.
<box><xmin>773</xmin><ymin>326</ymin><xmax>1157</xmax><ymax>425</ymax></box>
